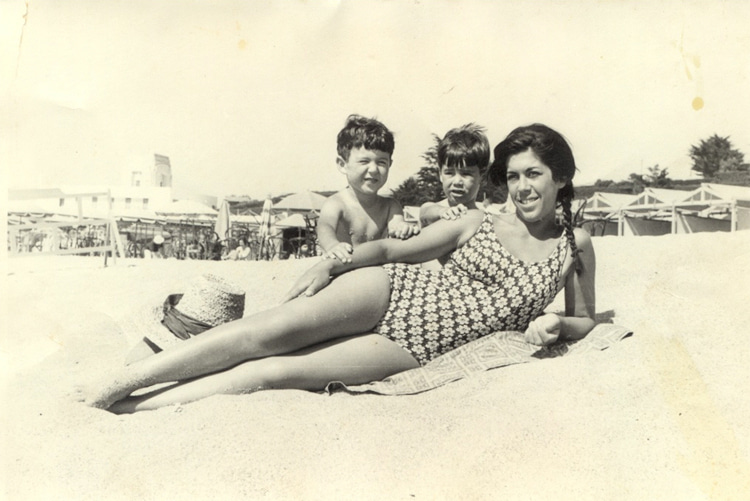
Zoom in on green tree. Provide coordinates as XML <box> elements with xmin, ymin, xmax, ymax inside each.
<box><xmin>627</xmin><ymin>173</ymin><xmax>646</xmax><ymax>194</ymax></box>
<box><xmin>480</xmin><ymin>180</ymin><xmax>507</xmax><ymax>204</ymax></box>
<box><xmin>392</xmin><ymin>135</ymin><xmax>509</xmax><ymax>207</ymax></box>
<box><xmin>390</xmin><ymin>176</ymin><xmax>426</xmax><ymax>207</ymax></box>
<box><xmin>645</xmin><ymin>164</ymin><xmax>672</xmax><ymax>188</ymax></box>
<box><xmin>392</xmin><ymin>138</ymin><xmax>443</xmax><ymax>207</ymax></box>
<box><xmin>689</xmin><ymin>134</ymin><xmax>745</xmax><ymax>178</ymax></box>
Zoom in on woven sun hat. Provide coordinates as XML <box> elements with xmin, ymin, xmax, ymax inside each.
<box><xmin>124</xmin><ymin>274</ymin><xmax>246</xmax><ymax>351</ymax></box>
<box><xmin>153</xmin><ymin>234</ymin><xmax>165</xmax><ymax>245</ymax></box>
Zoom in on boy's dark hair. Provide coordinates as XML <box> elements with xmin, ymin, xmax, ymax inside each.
<box><xmin>337</xmin><ymin>114</ymin><xmax>395</xmax><ymax>160</ymax></box>
<box><xmin>437</xmin><ymin>123</ymin><xmax>490</xmax><ymax>174</ymax></box>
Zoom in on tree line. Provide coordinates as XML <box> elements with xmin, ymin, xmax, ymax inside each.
<box><xmin>391</xmin><ymin>133</ymin><xmax>750</xmax><ymax>206</ymax></box>
<box><xmin>226</xmin><ymin>133</ymin><xmax>749</xmax><ymax>212</ymax></box>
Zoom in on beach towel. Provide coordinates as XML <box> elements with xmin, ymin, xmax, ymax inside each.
<box><xmin>325</xmin><ymin>323</ymin><xmax>632</xmax><ymax>396</ymax></box>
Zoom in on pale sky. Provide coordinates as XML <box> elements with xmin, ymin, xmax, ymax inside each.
<box><xmin>2</xmin><ymin>0</ymin><xmax>749</xmax><ymax>201</ymax></box>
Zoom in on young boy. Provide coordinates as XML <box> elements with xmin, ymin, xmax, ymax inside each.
<box><xmin>318</xmin><ymin>114</ymin><xmax>418</xmax><ymax>263</ymax></box>
<box><xmin>419</xmin><ymin>123</ymin><xmax>490</xmax><ymax>228</ymax></box>
<box><xmin>418</xmin><ymin>123</ymin><xmax>490</xmax><ymax>269</ymax></box>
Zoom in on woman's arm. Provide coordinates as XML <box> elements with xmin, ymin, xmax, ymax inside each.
<box><xmin>419</xmin><ymin>201</ymin><xmax>445</xmax><ymax>227</ymax></box>
<box><xmin>283</xmin><ymin>210</ymin><xmax>484</xmax><ymax>301</ymax></box>
<box><xmin>524</xmin><ymin>228</ymin><xmax>596</xmax><ymax>345</ymax></box>
<box><xmin>560</xmin><ymin>227</ymin><xmax>596</xmax><ymax>340</ymax></box>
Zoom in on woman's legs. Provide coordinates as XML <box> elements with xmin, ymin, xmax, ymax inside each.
<box><xmin>86</xmin><ymin>267</ymin><xmax>392</xmax><ymax>408</ymax></box>
<box><xmin>109</xmin><ymin>334</ymin><xmax>419</xmax><ymax>413</ymax></box>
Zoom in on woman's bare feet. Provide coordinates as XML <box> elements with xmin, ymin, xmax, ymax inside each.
<box><xmin>83</xmin><ymin>370</ymin><xmax>144</xmax><ymax>410</ymax></box>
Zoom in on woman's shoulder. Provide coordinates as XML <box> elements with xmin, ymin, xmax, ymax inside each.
<box><xmin>572</xmin><ymin>226</ymin><xmax>593</xmax><ymax>250</ymax></box>
<box><xmin>463</xmin><ymin>208</ymin><xmax>487</xmax><ymax>224</ymax></box>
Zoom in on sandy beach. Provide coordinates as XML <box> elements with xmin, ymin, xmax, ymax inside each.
<box><xmin>2</xmin><ymin>231</ymin><xmax>750</xmax><ymax>500</ymax></box>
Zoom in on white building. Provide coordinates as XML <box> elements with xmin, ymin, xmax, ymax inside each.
<box><xmin>10</xmin><ymin>154</ymin><xmax>218</xmax><ymax>219</ymax></box>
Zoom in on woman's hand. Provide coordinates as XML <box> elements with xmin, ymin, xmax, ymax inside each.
<box><xmin>282</xmin><ymin>260</ymin><xmax>335</xmax><ymax>302</ymax></box>
<box><xmin>524</xmin><ymin>313</ymin><xmax>561</xmax><ymax>346</ymax></box>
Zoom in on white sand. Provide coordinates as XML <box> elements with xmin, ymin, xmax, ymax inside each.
<box><xmin>2</xmin><ymin>231</ymin><xmax>750</xmax><ymax>500</ymax></box>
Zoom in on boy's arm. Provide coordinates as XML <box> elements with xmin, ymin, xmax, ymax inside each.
<box><xmin>316</xmin><ymin>198</ymin><xmax>343</xmax><ymax>251</ymax></box>
<box><xmin>420</xmin><ymin>201</ymin><xmax>468</xmax><ymax>227</ymax></box>
<box><xmin>317</xmin><ymin>197</ymin><xmax>354</xmax><ymax>261</ymax></box>
<box><xmin>419</xmin><ymin>201</ymin><xmax>444</xmax><ymax>227</ymax></box>
<box><xmin>387</xmin><ymin>198</ymin><xmax>419</xmax><ymax>239</ymax></box>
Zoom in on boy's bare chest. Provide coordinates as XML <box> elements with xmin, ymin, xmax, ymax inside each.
<box><xmin>338</xmin><ymin>204</ymin><xmax>390</xmax><ymax>244</ymax></box>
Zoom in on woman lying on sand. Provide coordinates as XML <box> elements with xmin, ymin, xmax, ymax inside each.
<box><xmin>86</xmin><ymin>123</ymin><xmax>596</xmax><ymax>413</ymax></box>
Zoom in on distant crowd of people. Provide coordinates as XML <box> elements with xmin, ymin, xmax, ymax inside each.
<box><xmin>12</xmin><ymin>225</ymin><xmax>109</xmax><ymax>254</ymax></box>
<box><xmin>132</xmin><ymin>232</ymin><xmax>225</xmax><ymax>261</ymax></box>
<box><xmin>133</xmin><ymin>232</ymin><xmax>279</xmax><ymax>261</ymax></box>
<box><xmin>12</xmin><ymin>223</ymin><xmax>316</xmax><ymax>262</ymax></box>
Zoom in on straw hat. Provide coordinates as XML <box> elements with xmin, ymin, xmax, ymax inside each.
<box><xmin>153</xmin><ymin>234</ymin><xmax>165</xmax><ymax>245</ymax></box>
<box><xmin>124</xmin><ymin>274</ymin><xmax>245</xmax><ymax>350</ymax></box>
<box><xmin>175</xmin><ymin>274</ymin><xmax>245</xmax><ymax>326</ymax></box>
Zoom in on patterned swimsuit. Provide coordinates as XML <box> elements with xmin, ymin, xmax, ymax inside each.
<box><xmin>374</xmin><ymin>211</ymin><xmax>569</xmax><ymax>366</ymax></box>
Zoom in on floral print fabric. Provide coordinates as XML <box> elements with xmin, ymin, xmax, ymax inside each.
<box><xmin>374</xmin><ymin>211</ymin><xmax>568</xmax><ymax>365</ymax></box>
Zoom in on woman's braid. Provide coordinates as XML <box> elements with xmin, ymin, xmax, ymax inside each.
<box><xmin>558</xmin><ymin>183</ymin><xmax>581</xmax><ymax>271</ymax></box>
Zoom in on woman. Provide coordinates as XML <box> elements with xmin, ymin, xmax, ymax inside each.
<box><xmin>87</xmin><ymin>124</ymin><xmax>595</xmax><ymax>413</ymax></box>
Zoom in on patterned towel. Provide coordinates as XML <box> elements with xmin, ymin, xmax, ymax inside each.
<box><xmin>326</xmin><ymin>323</ymin><xmax>632</xmax><ymax>395</ymax></box>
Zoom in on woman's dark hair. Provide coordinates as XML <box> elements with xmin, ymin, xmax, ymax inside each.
<box><xmin>488</xmin><ymin>124</ymin><xmax>580</xmax><ymax>262</ymax></box>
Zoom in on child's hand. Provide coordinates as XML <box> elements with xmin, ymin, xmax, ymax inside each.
<box><xmin>389</xmin><ymin>222</ymin><xmax>420</xmax><ymax>240</ymax></box>
<box><xmin>323</xmin><ymin>242</ymin><xmax>354</xmax><ymax>263</ymax></box>
<box><xmin>524</xmin><ymin>313</ymin><xmax>561</xmax><ymax>346</ymax></box>
<box><xmin>440</xmin><ymin>204</ymin><xmax>468</xmax><ymax>221</ymax></box>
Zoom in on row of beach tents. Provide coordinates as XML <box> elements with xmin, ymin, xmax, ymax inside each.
<box><xmin>6</xmin><ymin>189</ymin><xmax>330</xmax><ymax>260</ymax></box>
<box><xmin>579</xmin><ymin>183</ymin><xmax>750</xmax><ymax>236</ymax></box>
<box><xmin>7</xmin><ymin>189</ymin><xmax>328</xmax><ymax>233</ymax></box>
<box><xmin>7</xmin><ymin>182</ymin><xmax>750</xmax><ymax>259</ymax></box>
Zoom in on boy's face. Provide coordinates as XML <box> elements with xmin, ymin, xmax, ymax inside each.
<box><xmin>439</xmin><ymin>164</ymin><xmax>482</xmax><ymax>206</ymax></box>
<box><xmin>337</xmin><ymin>146</ymin><xmax>392</xmax><ymax>196</ymax></box>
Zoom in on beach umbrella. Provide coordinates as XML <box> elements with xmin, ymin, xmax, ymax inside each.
<box><xmin>274</xmin><ymin>190</ymin><xmax>328</xmax><ymax>212</ymax></box>
<box><xmin>214</xmin><ymin>199</ymin><xmax>231</xmax><ymax>241</ymax></box>
<box><xmin>275</xmin><ymin>213</ymin><xmax>307</xmax><ymax>228</ymax></box>
<box><xmin>258</xmin><ymin>197</ymin><xmax>274</xmax><ymax>260</ymax></box>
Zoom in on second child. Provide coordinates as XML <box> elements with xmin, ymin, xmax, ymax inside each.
<box><xmin>419</xmin><ymin>123</ymin><xmax>490</xmax><ymax>227</ymax></box>
<box><xmin>419</xmin><ymin>123</ymin><xmax>490</xmax><ymax>268</ymax></box>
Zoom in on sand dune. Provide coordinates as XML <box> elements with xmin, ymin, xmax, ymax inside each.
<box><xmin>2</xmin><ymin>231</ymin><xmax>750</xmax><ymax>500</ymax></box>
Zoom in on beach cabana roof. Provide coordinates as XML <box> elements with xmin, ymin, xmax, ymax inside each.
<box><xmin>687</xmin><ymin>183</ymin><xmax>750</xmax><ymax>202</ymax></box>
<box><xmin>624</xmin><ymin>187</ymin><xmax>693</xmax><ymax>212</ymax></box>
<box><xmin>678</xmin><ymin>182</ymin><xmax>750</xmax><ymax>211</ymax></box>
<box><xmin>233</xmin><ymin>214</ymin><xmax>263</xmax><ymax>225</ymax></box>
<box><xmin>8</xmin><ymin>188</ymin><xmax>67</xmax><ymax>201</ymax></box>
<box><xmin>7</xmin><ymin>199</ymin><xmax>50</xmax><ymax>215</ymax></box>
<box><xmin>584</xmin><ymin>192</ymin><xmax>637</xmax><ymax>215</ymax></box>
<box><xmin>157</xmin><ymin>199</ymin><xmax>218</xmax><ymax>216</ymax></box>
<box><xmin>274</xmin><ymin>190</ymin><xmax>328</xmax><ymax>212</ymax></box>
<box><xmin>113</xmin><ymin>208</ymin><xmax>162</xmax><ymax>223</ymax></box>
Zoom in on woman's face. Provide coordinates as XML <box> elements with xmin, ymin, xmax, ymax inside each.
<box><xmin>506</xmin><ymin>148</ymin><xmax>566</xmax><ymax>223</ymax></box>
